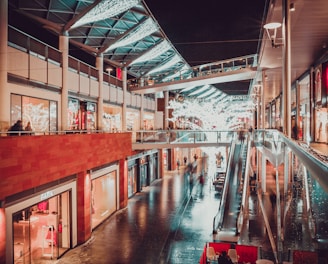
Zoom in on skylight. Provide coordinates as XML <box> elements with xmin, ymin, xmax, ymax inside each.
<box><xmin>72</xmin><ymin>0</ymin><xmax>139</xmax><ymax>28</ymax></box>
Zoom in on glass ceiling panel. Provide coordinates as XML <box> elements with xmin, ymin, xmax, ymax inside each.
<box><xmin>130</xmin><ymin>40</ymin><xmax>171</xmax><ymax>65</ymax></box>
<box><xmin>105</xmin><ymin>18</ymin><xmax>158</xmax><ymax>52</ymax></box>
<box><xmin>72</xmin><ymin>0</ymin><xmax>139</xmax><ymax>28</ymax></box>
<box><xmin>147</xmin><ymin>54</ymin><xmax>182</xmax><ymax>75</ymax></box>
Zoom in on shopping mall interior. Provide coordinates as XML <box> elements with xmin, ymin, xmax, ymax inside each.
<box><xmin>0</xmin><ymin>0</ymin><xmax>328</xmax><ymax>263</ymax></box>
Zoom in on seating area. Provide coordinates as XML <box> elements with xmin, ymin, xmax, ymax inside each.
<box><xmin>200</xmin><ymin>242</ymin><xmax>257</xmax><ymax>264</ymax></box>
<box><xmin>200</xmin><ymin>242</ymin><xmax>326</xmax><ymax>264</ymax></box>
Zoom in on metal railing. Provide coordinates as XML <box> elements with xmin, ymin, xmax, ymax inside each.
<box><xmin>128</xmin><ymin>54</ymin><xmax>258</xmax><ymax>88</ymax></box>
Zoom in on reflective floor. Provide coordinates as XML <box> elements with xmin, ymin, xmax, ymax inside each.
<box><xmin>35</xmin><ymin>146</ymin><xmax>328</xmax><ymax>264</ymax></box>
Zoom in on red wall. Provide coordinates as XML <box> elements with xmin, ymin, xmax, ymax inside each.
<box><xmin>0</xmin><ymin>133</ymin><xmax>132</xmax><ymax>262</ymax></box>
<box><xmin>0</xmin><ymin>133</ymin><xmax>132</xmax><ymax>200</ymax></box>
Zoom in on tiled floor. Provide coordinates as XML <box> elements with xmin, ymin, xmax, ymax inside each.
<box><xmin>36</xmin><ymin>144</ymin><xmax>327</xmax><ymax>264</ymax></box>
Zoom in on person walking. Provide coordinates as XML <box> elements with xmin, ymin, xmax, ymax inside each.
<box><xmin>198</xmin><ymin>174</ymin><xmax>205</xmax><ymax>196</ymax></box>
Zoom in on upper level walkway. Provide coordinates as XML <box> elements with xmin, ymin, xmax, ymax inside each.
<box><xmin>129</xmin><ymin>54</ymin><xmax>258</xmax><ymax>94</ymax></box>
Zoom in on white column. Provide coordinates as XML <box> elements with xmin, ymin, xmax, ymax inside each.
<box><xmin>139</xmin><ymin>78</ymin><xmax>144</xmax><ymax>130</ymax></box>
<box><xmin>261</xmin><ymin>73</ymin><xmax>265</xmax><ymax>129</ymax></box>
<box><xmin>164</xmin><ymin>91</ymin><xmax>169</xmax><ymax>129</ymax></box>
<box><xmin>96</xmin><ymin>54</ymin><xmax>104</xmax><ymax>130</ymax></box>
<box><xmin>282</xmin><ymin>0</ymin><xmax>292</xmax><ymax>137</ymax></box>
<box><xmin>122</xmin><ymin>67</ymin><xmax>127</xmax><ymax>131</ymax></box>
<box><xmin>261</xmin><ymin>153</ymin><xmax>267</xmax><ymax>193</ymax></box>
<box><xmin>140</xmin><ymin>94</ymin><xmax>144</xmax><ymax>130</ymax></box>
<box><xmin>59</xmin><ymin>33</ymin><xmax>69</xmax><ymax>131</ymax></box>
<box><xmin>295</xmin><ymin>80</ymin><xmax>300</xmax><ymax>139</ymax></box>
<box><xmin>0</xmin><ymin>0</ymin><xmax>9</xmax><ymax>130</ymax></box>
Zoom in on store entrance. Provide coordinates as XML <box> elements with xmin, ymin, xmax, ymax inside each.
<box><xmin>12</xmin><ymin>191</ymin><xmax>71</xmax><ymax>263</ymax></box>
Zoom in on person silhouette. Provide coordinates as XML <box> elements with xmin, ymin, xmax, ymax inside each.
<box><xmin>218</xmin><ymin>251</ymin><xmax>233</xmax><ymax>264</ymax></box>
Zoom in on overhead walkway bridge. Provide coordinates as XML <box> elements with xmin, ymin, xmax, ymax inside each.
<box><xmin>129</xmin><ymin>54</ymin><xmax>258</xmax><ymax>94</ymax></box>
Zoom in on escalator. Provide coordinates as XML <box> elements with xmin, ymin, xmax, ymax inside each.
<box><xmin>214</xmin><ymin>141</ymin><xmax>248</xmax><ymax>238</ymax></box>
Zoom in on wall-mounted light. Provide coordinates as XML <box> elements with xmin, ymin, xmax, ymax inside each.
<box><xmin>264</xmin><ymin>22</ymin><xmax>282</xmax><ymax>48</ymax></box>
<box><xmin>106</xmin><ymin>67</ymin><xmax>113</xmax><ymax>75</ymax></box>
<box><xmin>290</xmin><ymin>3</ymin><xmax>295</xmax><ymax>11</ymax></box>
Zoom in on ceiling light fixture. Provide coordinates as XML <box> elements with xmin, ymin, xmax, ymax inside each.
<box><xmin>130</xmin><ymin>40</ymin><xmax>171</xmax><ymax>65</ymax></box>
<box><xmin>72</xmin><ymin>0</ymin><xmax>139</xmax><ymax>28</ymax></box>
<box><xmin>147</xmin><ymin>54</ymin><xmax>182</xmax><ymax>75</ymax></box>
<box><xmin>264</xmin><ymin>22</ymin><xmax>282</xmax><ymax>48</ymax></box>
<box><xmin>106</xmin><ymin>18</ymin><xmax>158</xmax><ymax>52</ymax></box>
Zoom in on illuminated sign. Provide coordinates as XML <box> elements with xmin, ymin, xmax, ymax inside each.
<box><xmin>40</xmin><ymin>191</ymin><xmax>54</xmax><ymax>201</ymax></box>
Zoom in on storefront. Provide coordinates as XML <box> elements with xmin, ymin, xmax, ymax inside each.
<box><xmin>127</xmin><ymin>151</ymin><xmax>159</xmax><ymax>196</ymax></box>
<box><xmin>102</xmin><ymin>104</ymin><xmax>122</xmax><ymax>132</ymax></box>
<box><xmin>90</xmin><ymin>164</ymin><xmax>119</xmax><ymax>229</ymax></box>
<box><xmin>128</xmin><ymin>160</ymin><xmax>138</xmax><ymax>198</ymax></box>
<box><xmin>67</xmin><ymin>97</ymin><xmax>97</xmax><ymax>130</ymax></box>
<box><xmin>5</xmin><ymin>181</ymin><xmax>77</xmax><ymax>264</ymax></box>
<box><xmin>314</xmin><ymin>65</ymin><xmax>328</xmax><ymax>144</ymax></box>
<box><xmin>10</xmin><ymin>94</ymin><xmax>58</xmax><ymax>133</ymax></box>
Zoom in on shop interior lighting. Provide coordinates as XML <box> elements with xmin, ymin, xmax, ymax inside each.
<box><xmin>105</xmin><ymin>18</ymin><xmax>158</xmax><ymax>52</ymax></box>
<box><xmin>147</xmin><ymin>54</ymin><xmax>181</xmax><ymax>75</ymax></box>
<box><xmin>263</xmin><ymin>22</ymin><xmax>282</xmax><ymax>48</ymax></box>
<box><xmin>72</xmin><ymin>0</ymin><xmax>139</xmax><ymax>28</ymax></box>
<box><xmin>130</xmin><ymin>40</ymin><xmax>171</xmax><ymax>65</ymax></box>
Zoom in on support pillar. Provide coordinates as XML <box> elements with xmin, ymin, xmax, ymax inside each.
<box><xmin>261</xmin><ymin>153</ymin><xmax>267</xmax><ymax>193</ymax></box>
<box><xmin>139</xmin><ymin>78</ymin><xmax>145</xmax><ymax>130</ymax></box>
<box><xmin>0</xmin><ymin>0</ymin><xmax>9</xmax><ymax>131</ymax></box>
<box><xmin>59</xmin><ymin>33</ymin><xmax>69</xmax><ymax>131</ymax></box>
<box><xmin>122</xmin><ymin>67</ymin><xmax>127</xmax><ymax>131</ymax></box>
<box><xmin>282</xmin><ymin>0</ymin><xmax>292</xmax><ymax>138</ymax></box>
<box><xmin>164</xmin><ymin>91</ymin><xmax>169</xmax><ymax>129</ymax></box>
<box><xmin>96</xmin><ymin>55</ymin><xmax>104</xmax><ymax>130</ymax></box>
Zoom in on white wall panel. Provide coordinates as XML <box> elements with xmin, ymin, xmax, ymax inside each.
<box><xmin>136</xmin><ymin>94</ymin><xmax>141</xmax><ymax>107</ymax></box>
<box><xmin>48</xmin><ymin>62</ymin><xmax>62</xmax><ymax>87</ymax></box>
<box><xmin>7</xmin><ymin>47</ymin><xmax>29</xmax><ymax>78</ymax></box>
<box><xmin>125</xmin><ymin>92</ymin><xmax>131</xmax><ymax>106</ymax></box>
<box><xmin>30</xmin><ymin>56</ymin><xmax>47</xmax><ymax>83</ymax></box>
<box><xmin>68</xmin><ymin>71</ymin><xmax>79</xmax><ymax>92</ymax></box>
<box><xmin>110</xmin><ymin>86</ymin><xmax>117</xmax><ymax>102</ymax></box>
<box><xmin>80</xmin><ymin>75</ymin><xmax>89</xmax><ymax>95</ymax></box>
<box><xmin>117</xmin><ymin>89</ymin><xmax>123</xmax><ymax>104</ymax></box>
<box><xmin>90</xmin><ymin>79</ymin><xmax>99</xmax><ymax>97</ymax></box>
<box><xmin>103</xmin><ymin>84</ymin><xmax>110</xmax><ymax>101</ymax></box>
<box><xmin>131</xmin><ymin>93</ymin><xmax>137</xmax><ymax>107</ymax></box>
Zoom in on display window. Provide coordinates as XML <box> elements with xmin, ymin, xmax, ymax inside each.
<box><xmin>67</xmin><ymin>98</ymin><xmax>97</xmax><ymax>130</ymax></box>
<box><xmin>10</xmin><ymin>94</ymin><xmax>58</xmax><ymax>133</ymax></box>
<box><xmin>11</xmin><ymin>192</ymin><xmax>71</xmax><ymax>263</ymax></box>
<box><xmin>91</xmin><ymin>165</ymin><xmax>119</xmax><ymax>229</ymax></box>
<box><xmin>128</xmin><ymin>165</ymin><xmax>138</xmax><ymax>197</ymax></box>
<box><xmin>68</xmin><ymin>98</ymin><xmax>79</xmax><ymax>130</ymax></box>
<box><xmin>102</xmin><ymin>105</ymin><xmax>122</xmax><ymax>132</ymax></box>
<box><xmin>315</xmin><ymin>108</ymin><xmax>328</xmax><ymax>143</ymax></box>
<box><xmin>143</xmin><ymin>113</ymin><xmax>155</xmax><ymax>130</ymax></box>
<box><xmin>126</xmin><ymin>110</ymin><xmax>140</xmax><ymax>131</ymax></box>
<box><xmin>5</xmin><ymin>182</ymin><xmax>77</xmax><ymax>264</ymax></box>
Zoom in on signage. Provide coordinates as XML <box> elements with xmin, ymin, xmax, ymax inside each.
<box><xmin>40</xmin><ymin>190</ymin><xmax>54</xmax><ymax>201</ymax></box>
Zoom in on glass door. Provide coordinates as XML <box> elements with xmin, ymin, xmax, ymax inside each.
<box><xmin>13</xmin><ymin>209</ymin><xmax>31</xmax><ymax>264</ymax></box>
